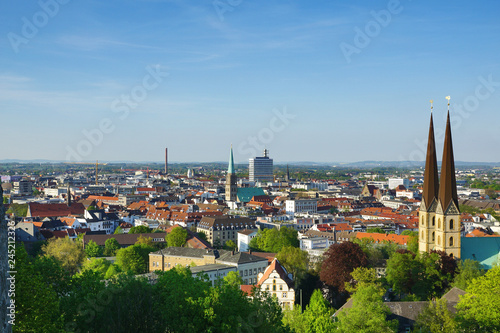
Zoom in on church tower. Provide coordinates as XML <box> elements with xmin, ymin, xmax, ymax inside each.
<box><xmin>225</xmin><ymin>145</ymin><xmax>238</xmax><ymax>202</ymax></box>
<box><xmin>419</xmin><ymin>106</ymin><xmax>439</xmax><ymax>253</ymax></box>
<box><xmin>418</xmin><ymin>97</ymin><xmax>461</xmax><ymax>258</ymax></box>
<box><xmin>435</xmin><ymin>104</ymin><xmax>461</xmax><ymax>258</ymax></box>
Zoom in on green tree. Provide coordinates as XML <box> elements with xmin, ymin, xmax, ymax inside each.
<box><xmin>335</xmin><ymin>284</ymin><xmax>398</xmax><ymax>333</ymax></box>
<box><xmin>128</xmin><ymin>225</ymin><xmax>152</xmax><ymax>234</ymax></box>
<box><xmin>366</xmin><ymin>227</ymin><xmax>385</xmax><ymax>234</ymax></box>
<box><xmin>301</xmin><ymin>289</ymin><xmax>336</xmax><ymax>332</ymax></box>
<box><xmin>81</xmin><ymin>257</ymin><xmax>112</xmax><ymax>277</ymax></box>
<box><xmin>223</xmin><ymin>271</ymin><xmax>244</xmax><ymax>287</ymax></box>
<box><xmin>197</xmin><ymin>231</ymin><xmax>208</xmax><ymax>241</ymax></box>
<box><xmin>14</xmin><ymin>245</ymin><xmax>65</xmax><ymax>332</ymax></box>
<box><xmin>6</xmin><ymin>203</ymin><xmax>28</xmax><ymax>217</ymax></box>
<box><xmin>345</xmin><ymin>267</ymin><xmax>379</xmax><ymax>294</ymax></box>
<box><xmin>224</xmin><ymin>239</ymin><xmax>237</xmax><ymax>251</ymax></box>
<box><xmin>456</xmin><ymin>265</ymin><xmax>500</xmax><ymax>332</ymax></box>
<box><xmin>3</xmin><ymin>196</ymin><xmax>8</xmax><ymax>204</ymax></box>
<box><xmin>166</xmin><ymin>226</ymin><xmax>188</xmax><ymax>247</ymax></box>
<box><xmin>135</xmin><ymin>235</ymin><xmax>155</xmax><ymax>247</ymax></box>
<box><xmin>276</xmin><ymin>246</ymin><xmax>309</xmax><ymax>283</ymax></box>
<box><xmin>452</xmin><ymin>259</ymin><xmax>485</xmax><ymax>290</ymax></box>
<box><xmin>85</xmin><ymin>239</ymin><xmax>103</xmax><ymax>257</ymax></box>
<box><xmin>414</xmin><ymin>298</ymin><xmax>458</xmax><ymax>333</ymax></box>
<box><xmin>42</xmin><ymin>236</ymin><xmax>86</xmax><ymax>275</ymax></box>
<box><xmin>249</xmin><ymin>226</ymin><xmax>299</xmax><ymax>252</ymax></box>
<box><xmin>113</xmin><ymin>226</ymin><xmax>123</xmax><ymax>234</ymax></box>
<box><xmin>115</xmin><ymin>243</ymin><xmax>156</xmax><ymax>274</ymax></box>
<box><xmin>104</xmin><ymin>237</ymin><xmax>121</xmax><ymax>256</ymax></box>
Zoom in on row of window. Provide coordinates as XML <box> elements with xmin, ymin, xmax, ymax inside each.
<box><xmin>421</xmin><ymin>216</ymin><xmax>455</xmax><ymax>230</ymax></box>
<box><xmin>240</xmin><ymin>267</ymin><xmax>262</xmax><ymax>277</ymax></box>
<box><xmin>420</xmin><ymin>231</ymin><xmax>455</xmax><ymax>247</ymax></box>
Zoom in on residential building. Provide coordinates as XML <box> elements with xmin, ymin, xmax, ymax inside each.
<box><xmin>285</xmin><ymin>198</ymin><xmax>318</xmax><ymax>215</ymax></box>
<box><xmin>238</xmin><ymin>229</ymin><xmax>257</xmax><ymax>252</ymax></box>
<box><xmin>197</xmin><ymin>216</ymin><xmax>257</xmax><ymax>247</ymax></box>
<box><xmin>388</xmin><ymin>178</ymin><xmax>410</xmax><ymax>190</ymax></box>
<box><xmin>249</xmin><ymin>149</ymin><xmax>273</xmax><ymax>182</ymax></box>
<box><xmin>256</xmin><ymin>259</ymin><xmax>295</xmax><ymax>309</ymax></box>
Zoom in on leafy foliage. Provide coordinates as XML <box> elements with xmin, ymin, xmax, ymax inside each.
<box><xmin>335</xmin><ymin>284</ymin><xmax>398</xmax><ymax>333</ymax></box>
<box><xmin>320</xmin><ymin>242</ymin><xmax>367</xmax><ymax>292</ymax></box>
<box><xmin>104</xmin><ymin>237</ymin><xmax>121</xmax><ymax>256</ymax></box>
<box><xmin>166</xmin><ymin>226</ymin><xmax>188</xmax><ymax>247</ymax></box>
<box><xmin>414</xmin><ymin>298</ymin><xmax>457</xmax><ymax>333</ymax></box>
<box><xmin>224</xmin><ymin>239</ymin><xmax>237</xmax><ymax>251</ymax></box>
<box><xmin>276</xmin><ymin>246</ymin><xmax>309</xmax><ymax>284</ymax></box>
<box><xmin>385</xmin><ymin>251</ymin><xmax>456</xmax><ymax>300</ymax></box>
<box><xmin>452</xmin><ymin>259</ymin><xmax>485</xmax><ymax>290</ymax></box>
<box><xmin>223</xmin><ymin>271</ymin><xmax>244</xmax><ymax>287</ymax></box>
<box><xmin>6</xmin><ymin>203</ymin><xmax>28</xmax><ymax>217</ymax></box>
<box><xmin>115</xmin><ymin>243</ymin><xmax>156</xmax><ymax>274</ymax></box>
<box><xmin>249</xmin><ymin>226</ymin><xmax>299</xmax><ymax>252</ymax></box>
<box><xmin>456</xmin><ymin>265</ymin><xmax>500</xmax><ymax>332</ymax></box>
<box><xmin>128</xmin><ymin>225</ymin><xmax>152</xmax><ymax>234</ymax></box>
<box><xmin>85</xmin><ymin>240</ymin><xmax>103</xmax><ymax>257</ymax></box>
<box><xmin>42</xmin><ymin>236</ymin><xmax>85</xmax><ymax>275</ymax></box>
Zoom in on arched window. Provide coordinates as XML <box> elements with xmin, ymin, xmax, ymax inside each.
<box><xmin>438</xmin><ymin>236</ymin><xmax>441</xmax><ymax>246</ymax></box>
<box><xmin>422</xmin><ymin>216</ymin><xmax>426</xmax><ymax>227</ymax></box>
<box><xmin>273</xmin><ymin>279</ymin><xmax>276</xmax><ymax>291</ymax></box>
<box><xmin>421</xmin><ymin>230</ymin><xmax>424</xmax><ymax>240</ymax></box>
<box><xmin>432</xmin><ymin>232</ymin><xmax>435</xmax><ymax>242</ymax></box>
<box><xmin>449</xmin><ymin>219</ymin><xmax>454</xmax><ymax>230</ymax></box>
<box><xmin>449</xmin><ymin>237</ymin><xmax>454</xmax><ymax>247</ymax></box>
<box><xmin>432</xmin><ymin>216</ymin><xmax>435</xmax><ymax>226</ymax></box>
<box><xmin>438</xmin><ymin>219</ymin><xmax>441</xmax><ymax>229</ymax></box>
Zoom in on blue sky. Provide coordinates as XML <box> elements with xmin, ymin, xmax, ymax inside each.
<box><xmin>1</xmin><ymin>0</ymin><xmax>499</xmax><ymax>163</ymax></box>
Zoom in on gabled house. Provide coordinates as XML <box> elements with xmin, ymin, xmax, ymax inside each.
<box><xmin>255</xmin><ymin>258</ymin><xmax>295</xmax><ymax>309</ymax></box>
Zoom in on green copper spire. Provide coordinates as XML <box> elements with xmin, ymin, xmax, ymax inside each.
<box><xmin>228</xmin><ymin>145</ymin><xmax>235</xmax><ymax>174</ymax></box>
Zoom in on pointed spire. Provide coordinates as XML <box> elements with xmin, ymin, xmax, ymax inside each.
<box><xmin>422</xmin><ymin>111</ymin><xmax>439</xmax><ymax>208</ymax></box>
<box><xmin>67</xmin><ymin>183</ymin><xmax>71</xmax><ymax>207</ymax></box>
<box><xmin>438</xmin><ymin>110</ymin><xmax>459</xmax><ymax>211</ymax></box>
<box><xmin>228</xmin><ymin>145</ymin><xmax>235</xmax><ymax>174</ymax></box>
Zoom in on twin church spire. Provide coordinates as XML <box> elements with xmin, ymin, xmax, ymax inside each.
<box><xmin>419</xmin><ymin>98</ymin><xmax>461</xmax><ymax>258</ymax></box>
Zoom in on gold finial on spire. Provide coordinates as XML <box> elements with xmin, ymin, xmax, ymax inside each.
<box><xmin>445</xmin><ymin>96</ymin><xmax>451</xmax><ymax>111</ymax></box>
<box><xmin>430</xmin><ymin>99</ymin><xmax>433</xmax><ymax>113</ymax></box>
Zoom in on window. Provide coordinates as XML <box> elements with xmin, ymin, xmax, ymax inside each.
<box><xmin>438</xmin><ymin>236</ymin><xmax>441</xmax><ymax>246</ymax></box>
<box><xmin>449</xmin><ymin>237</ymin><xmax>454</xmax><ymax>246</ymax></box>
<box><xmin>432</xmin><ymin>216</ymin><xmax>435</xmax><ymax>226</ymax></box>
<box><xmin>421</xmin><ymin>230</ymin><xmax>424</xmax><ymax>240</ymax></box>
<box><xmin>449</xmin><ymin>219</ymin><xmax>454</xmax><ymax>230</ymax></box>
<box><xmin>438</xmin><ymin>219</ymin><xmax>441</xmax><ymax>229</ymax></box>
<box><xmin>273</xmin><ymin>279</ymin><xmax>276</xmax><ymax>291</ymax></box>
<box><xmin>283</xmin><ymin>292</ymin><xmax>287</xmax><ymax>298</ymax></box>
<box><xmin>245</xmin><ymin>270</ymin><xmax>248</xmax><ymax>276</ymax></box>
<box><xmin>279</xmin><ymin>284</ymin><xmax>283</xmax><ymax>291</ymax></box>
<box><xmin>432</xmin><ymin>232</ymin><xmax>435</xmax><ymax>242</ymax></box>
<box><xmin>422</xmin><ymin>216</ymin><xmax>425</xmax><ymax>227</ymax></box>
<box><xmin>253</xmin><ymin>268</ymin><xmax>257</xmax><ymax>275</ymax></box>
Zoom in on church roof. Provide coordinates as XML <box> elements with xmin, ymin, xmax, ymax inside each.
<box><xmin>422</xmin><ymin>113</ymin><xmax>439</xmax><ymax>209</ymax></box>
<box><xmin>228</xmin><ymin>145</ymin><xmax>235</xmax><ymax>174</ymax></box>
<box><xmin>438</xmin><ymin>111</ymin><xmax>459</xmax><ymax>212</ymax></box>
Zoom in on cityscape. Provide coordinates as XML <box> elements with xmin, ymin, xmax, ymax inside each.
<box><xmin>2</xmin><ymin>1</ymin><xmax>500</xmax><ymax>332</ymax></box>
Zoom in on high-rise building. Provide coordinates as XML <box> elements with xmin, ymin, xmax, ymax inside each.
<box><xmin>225</xmin><ymin>145</ymin><xmax>238</xmax><ymax>202</ymax></box>
<box><xmin>249</xmin><ymin>149</ymin><xmax>273</xmax><ymax>182</ymax></box>
<box><xmin>419</xmin><ymin>106</ymin><xmax>461</xmax><ymax>258</ymax></box>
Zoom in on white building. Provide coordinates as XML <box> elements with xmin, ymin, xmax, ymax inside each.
<box><xmin>257</xmin><ymin>259</ymin><xmax>295</xmax><ymax>309</ymax></box>
<box><xmin>388</xmin><ymin>178</ymin><xmax>410</xmax><ymax>190</ymax></box>
<box><xmin>285</xmin><ymin>199</ymin><xmax>318</xmax><ymax>215</ymax></box>
<box><xmin>238</xmin><ymin>229</ymin><xmax>258</xmax><ymax>252</ymax></box>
